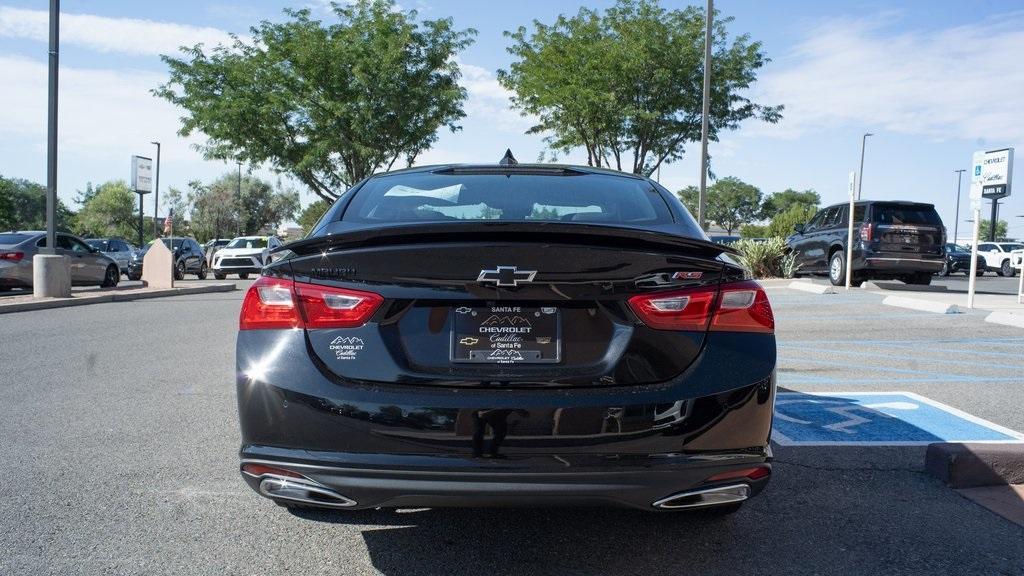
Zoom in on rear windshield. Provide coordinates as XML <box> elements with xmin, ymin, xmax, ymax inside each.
<box><xmin>0</xmin><ymin>233</ymin><xmax>33</xmax><ymax>245</ymax></box>
<box><xmin>871</xmin><ymin>204</ymin><xmax>941</xmax><ymax>225</ymax></box>
<box><xmin>342</xmin><ymin>171</ymin><xmax>673</xmax><ymax>225</ymax></box>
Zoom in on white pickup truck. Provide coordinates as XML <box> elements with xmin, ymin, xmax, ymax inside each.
<box><xmin>975</xmin><ymin>242</ymin><xmax>1023</xmax><ymax>276</ymax></box>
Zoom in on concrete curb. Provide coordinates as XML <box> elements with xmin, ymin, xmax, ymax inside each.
<box><xmin>0</xmin><ymin>283</ymin><xmax>236</xmax><ymax>314</ymax></box>
<box><xmin>985</xmin><ymin>310</ymin><xmax>1024</xmax><ymax>329</ymax></box>
<box><xmin>926</xmin><ymin>443</ymin><xmax>1024</xmax><ymax>488</ymax></box>
<box><xmin>881</xmin><ymin>295</ymin><xmax>961</xmax><ymax>314</ymax></box>
<box><xmin>788</xmin><ymin>281</ymin><xmax>835</xmax><ymax>294</ymax></box>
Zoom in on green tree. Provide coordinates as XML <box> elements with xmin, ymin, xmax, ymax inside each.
<box><xmin>765</xmin><ymin>204</ymin><xmax>817</xmax><ymax>239</ymax></box>
<box><xmin>0</xmin><ymin>175</ymin><xmax>75</xmax><ymax>231</ymax></box>
<box><xmin>978</xmin><ymin>219</ymin><xmax>1008</xmax><ymax>241</ymax></box>
<box><xmin>297</xmin><ymin>200</ymin><xmax>331</xmax><ymax>236</ymax></box>
<box><xmin>740</xmin><ymin>223</ymin><xmax>769</xmax><ymax>238</ymax></box>
<box><xmin>760</xmin><ymin>188</ymin><xmax>819</xmax><ymax>219</ymax></box>
<box><xmin>155</xmin><ymin>0</ymin><xmax>476</xmax><ymax>201</ymax></box>
<box><xmin>498</xmin><ymin>0</ymin><xmax>781</xmax><ymax>175</ymax></box>
<box><xmin>74</xmin><ymin>180</ymin><xmax>137</xmax><ymax>239</ymax></box>
<box><xmin>74</xmin><ymin>182</ymin><xmax>98</xmax><ymax>207</ymax></box>
<box><xmin>676</xmin><ymin>177</ymin><xmax>761</xmax><ymax>234</ymax></box>
<box><xmin>189</xmin><ymin>179</ymin><xmax>239</xmax><ymax>242</ymax></box>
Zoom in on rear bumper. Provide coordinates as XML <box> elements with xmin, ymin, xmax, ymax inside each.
<box><xmin>236</xmin><ymin>329</ymin><xmax>776</xmax><ymax>510</ymax></box>
<box><xmin>855</xmin><ymin>254</ymin><xmax>944</xmax><ymax>274</ymax></box>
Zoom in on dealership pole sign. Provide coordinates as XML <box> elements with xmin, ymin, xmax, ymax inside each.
<box><xmin>972</xmin><ymin>148</ymin><xmax>1013</xmax><ymax>200</ymax></box>
<box><xmin>131</xmin><ymin>155</ymin><xmax>153</xmax><ymax>195</ymax></box>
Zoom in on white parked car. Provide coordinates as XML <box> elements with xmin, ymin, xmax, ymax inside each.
<box><xmin>975</xmin><ymin>241</ymin><xmax>1023</xmax><ymax>277</ymax></box>
<box><xmin>212</xmin><ymin>236</ymin><xmax>283</xmax><ymax>279</ymax></box>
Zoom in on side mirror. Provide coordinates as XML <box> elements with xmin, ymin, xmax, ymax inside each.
<box><xmin>794</xmin><ymin>224</ymin><xmax>805</xmax><ymax>234</ymax></box>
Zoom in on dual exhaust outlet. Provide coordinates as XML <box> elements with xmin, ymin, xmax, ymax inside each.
<box><xmin>243</xmin><ymin>462</ymin><xmax>357</xmax><ymax>508</ymax></box>
<box><xmin>651</xmin><ymin>483</ymin><xmax>751</xmax><ymax>510</ymax></box>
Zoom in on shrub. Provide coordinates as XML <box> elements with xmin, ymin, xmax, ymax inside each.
<box><xmin>765</xmin><ymin>205</ymin><xmax>817</xmax><ymax>239</ymax></box>
<box><xmin>731</xmin><ymin>237</ymin><xmax>799</xmax><ymax>279</ymax></box>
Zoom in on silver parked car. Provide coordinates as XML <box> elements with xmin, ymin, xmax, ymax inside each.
<box><xmin>0</xmin><ymin>231</ymin><xmax>121</xmax><ymax>290</ymax></box>
<box><xmin>84</xmin><ymin>238</ymin><xmax>137</xmax><ymax>276</ymax></box>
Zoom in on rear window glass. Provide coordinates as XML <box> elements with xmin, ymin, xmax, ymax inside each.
<box><xmin>1002</xmin><ymin>243</ymin><xmax>1023</xmax><ymax>251</ymax></box>
<box><xmin>343</xmin><ymin>171</ymin><xmax>673</xmax><ymax>225</ymax></box>
<box><xmin>0</xmin><ymin>233</ymin><xmax>33</xmax><ymax>244</ymax></box>
<box><xmin>871</xmin><ymin>204</ymin><xmax>941</xmax><ymax>225</ymax></box>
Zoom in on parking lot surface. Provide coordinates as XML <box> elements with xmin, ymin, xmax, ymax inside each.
<box><xmin>1</xmin><ymin>280</ymin><xmax>1023</xmax><ymax>575</ymax></box>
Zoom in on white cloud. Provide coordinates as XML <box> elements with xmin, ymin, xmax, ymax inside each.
<box><xmin>457</xmin><ymin>60</ymin><xmax>535</xmax><ymax>134</ymax></box>
<box><xmin>752</xmin><ymin>14</ymin><xmax>1024</xmax><ymax>143</ymax></box>
<box><xmin>0</xmin><ymin>6</ymin><xmax>235</xmax><ymax>56</ymax></box>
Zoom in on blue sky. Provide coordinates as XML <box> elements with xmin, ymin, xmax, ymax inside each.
<box><xmin>1</xmin><ymin>0</ymin><xmax>1023</xmax><ymax>238</ymax></box>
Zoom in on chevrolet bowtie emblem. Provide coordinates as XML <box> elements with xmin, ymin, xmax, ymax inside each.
<box><xmin>477</xmin><ymin>266</ymin><xmax>537</xmax><ymax>287</ymax></box>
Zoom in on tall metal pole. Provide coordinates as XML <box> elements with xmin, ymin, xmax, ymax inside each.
<box><xmin>952</xmin><ymin>169</ymin><xmax>965</xmax><ymax>243</ymax></box>
<box><xmin>697</xmin><ymin>0</ymin><xmax>713</xmax><ymax>230</ymax></box>
<box><xmin>989</xmin><ymin>199</ymin><xmax>999</xmax><ymax>241</ymax></box>
<box><xmin>44</xmin><ymin>0</ymin><xmax>59</xmax><ymax>254</ymax></box>
<box><xmin>236</xmin><ymin>161</ymin><xmax>242</xmax><ymax>236</ymax></box>
<box><xmin>151</xmin><ymin>141</ymin><xmax>161</xmax><ymax>239</ymax></box>
<box><xmin>856</xmin><ymin>132</ymin><xmax>872</xmax><ymax>201</ymax></box>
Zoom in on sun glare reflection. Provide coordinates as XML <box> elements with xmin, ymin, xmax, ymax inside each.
<box><xmin>243</xmin><ymin>330</ymin><xmax>298</xmax><ymax>382</ymax></box>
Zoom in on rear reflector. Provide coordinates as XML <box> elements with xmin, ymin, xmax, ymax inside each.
<box><xmin>628</xmin><ymin>280</ymin><xmax>774</xmax><ymax>334</ymax></box>
<box><xmin>241</xmin><ymin>463</ymin><xmax>305</xmax><ymax>479</ymax></box>
<box><xmin>705</xmin><ymin>466</ymin><xmax>771</xmax><ymax>482</ymax></box>
<box><xmin>239</xmin><ymin>276</ymin><xmax>383</xmax><ymax>330</ymax></box>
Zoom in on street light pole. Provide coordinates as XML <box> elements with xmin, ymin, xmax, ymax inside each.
<box><xmin>151</xmin><ymin>141</ymin><xmax>161</xmax><ymax>239</ymax></box>
<box><xmin>697</xmin><ymin>0</ymin><xmax>713</xmax><ymax>230</ymax></box>
<box><xmin>44</xmin><ymin>0</ymin><xmax>59</xmax><ymax>254</ymax></box>
<box><xmin>236</xmin><ymin>161</ymin><xmax>242</xmax><ymax>236</ymax></box>
<box><xmin>953</xmin><ymin>169</ymin><xmax>965</xmax><ymax>243</ymax></box>
<box><xmin>856</xmin><ymin>132</ymin><xmax>873</xmax><ymax>201</ymax></box>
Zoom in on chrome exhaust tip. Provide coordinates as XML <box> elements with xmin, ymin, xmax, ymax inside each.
<box><xmin>652</xmin><ymin>483</ymin><xmax>750</xmax><ymax>510</ymax></box>
<box><xmin>258</xmin><ymin>476</ymin><xmax>357</xmax><ymax>508</ymax></box>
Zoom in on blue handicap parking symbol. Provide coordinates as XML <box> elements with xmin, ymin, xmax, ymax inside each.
<box><xmin>772</xmin><ymin>392</ymin><xmax>1024</xmax><ymax>446</ymax></box>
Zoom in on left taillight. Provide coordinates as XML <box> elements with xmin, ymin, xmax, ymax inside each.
<box><xmin>627</xmin><ymin>280</ymin><xmax>774</xmax><ymax>334</ymax></box>
<box><xmin>239</xmin><ymin>276</ymin><xmax>383</xmax><ymax>330</ymax></box>
<box><xmin>0</xmin><ymin>251</ymin><xmax>25</xmax><ymax>262</ymax></box>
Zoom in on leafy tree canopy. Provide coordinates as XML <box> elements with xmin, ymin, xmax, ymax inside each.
<box><xmin>74</xmin><ymin>180</ymin><xmax>137</xmax><ymax>239</ymax></box>
<box><xmin>760</xmin><ymin>188</ymin><xmax>819</xmax><ymax>219</ymax></box>
<box><xmin>186</xmin><ymin>173</ymin><xmax>300</xmax><ymax>242</ymax></box>
<box><xmin>978</xmin><ymin>219</ymin><xmax>1008</xmax><ymax>241</ymax></box>
<box><xmin>297</xmin><ymin>200</ymin><xmax>331</xmax><ymax>236</ymax></box>
<box><xmin>498</xmin><ymin>0</ymin><xmax>781</xmax><ymax>175</ymax></box>
<box><xmin>155</xmin><ymin>0</ymin><xmax>476</xmax><ymax>201</ymax></box>
<box><xmin>677</xmin><ymin>176</ymin><xmax>762</xmax><ymax>234</ymax></box>
<box><xmin>0</xmin><ymin>175</ymin><xmax>74</xmax><ymax>232</ymax></box>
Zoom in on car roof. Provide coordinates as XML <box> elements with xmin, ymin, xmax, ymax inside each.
<box><xmin>373</xmin><ymin>162</ymin><xmax>647</xmax><ymax>181</ymax></box>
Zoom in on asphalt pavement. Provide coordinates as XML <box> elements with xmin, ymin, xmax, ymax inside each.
<box><xmin>1</xmin><ymin>278</ymin><xmax>1023</xmax><ymax>575</ymax></box>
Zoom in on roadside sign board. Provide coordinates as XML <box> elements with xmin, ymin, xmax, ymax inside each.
<box><xmin>973</xmin><ymin>148</ymin><xmax>1013</xmax><ymax>199</ymax></box>
<box><xmin>131</xmin><ymin>155</ymin><xmax>153</xmax><ymax>194</ymax></box>
<box><xmin>772</xmin><ymin>391</ymin><xmax>1024</xmax><ymax>446</ymax></box>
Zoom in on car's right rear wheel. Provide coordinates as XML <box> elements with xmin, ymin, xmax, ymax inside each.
<box><xmin>239</xmin><ymin>272</ymin><xmax>250</xmax><ymax>279</ymax></box>
<box><xmin>214</xmin><ymin>271</ymin><xmax>226</xmax><ymax>280</ymax></box>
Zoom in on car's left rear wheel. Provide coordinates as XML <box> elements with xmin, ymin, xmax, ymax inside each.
<box><xmin>100</xmin><ymin>265</ymin><xmax>119</xmax><ymax>288</ymax></box>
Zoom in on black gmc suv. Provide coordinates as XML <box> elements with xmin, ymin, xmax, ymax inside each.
<box><xmin>786</xmin><ymin>201</ymin><xmax>945</xmax><ymax>286</ymax></box>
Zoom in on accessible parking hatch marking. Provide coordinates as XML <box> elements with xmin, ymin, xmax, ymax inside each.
<box><xmin>772</xmin><ymin>391</ymin><xmax>1024</xmax><ymax>446</ymax></box>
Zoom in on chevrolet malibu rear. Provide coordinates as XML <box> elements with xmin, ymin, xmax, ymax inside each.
<box><xmin>236</xmin><ymin>164</ymin><xmax>776</xmax><ymax>514</ymax></box>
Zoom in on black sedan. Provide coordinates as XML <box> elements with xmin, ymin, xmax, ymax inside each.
<box><xmin>235</xmin><ymin>162</ymin><xmax>776</xmax><ymax>514</ymax></box>
<box><xmin>939</xmin><ymin>243</ymin><xmax>984</xmax><ymax>276</ymax></box>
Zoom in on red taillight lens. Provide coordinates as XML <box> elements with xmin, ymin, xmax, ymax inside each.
<box><xmin>859</xmin><ymin>222</ymin><xmax>874</xmax><ymax>242</ymax></box>
<box><xmin>294</xmin><ymin>283</ymin><xmax>383</xmax><ymax>329</ymax></box>
<box><xmin>239</xmin><ymin>276</ymin><xmax>302</xmax><ymax>330</ymax></box>
<box><xmin>239</xmin><ymin>276</ymin><xmax>383</xmax><ymax>330</ymax></box>
<box><xmin>628</xmin><ymin>280</ymin><xmax>773</xmax><ymax>334</ymax></box>
<box><xmin>0</xmin><ymin>251</ymin><xmax>24</xmax><ymax>262</ymax></box>
<box><xmin>627</xmin><ymin>285</ymin><xmax>718</xmax><ymax>331</ymax></box>
<box><xmin>709</xmin><ymin>281</ymin><xmax>774</xmax><ymax>334</ymax></box>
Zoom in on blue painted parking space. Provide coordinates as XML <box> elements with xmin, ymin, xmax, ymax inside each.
<box><xmin>772</xmin><ymin>392</ymin><xmax>1024</xmax><ymax>446</ymax></box>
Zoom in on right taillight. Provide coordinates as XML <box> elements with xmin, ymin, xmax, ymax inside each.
<box><xmin>239</xmin><ymin>275</ymin><xmax>383</xmax><ymax>330</ymax></box>
<box><xmin>859</xmin><ymin>222</ymin><xmax>874</xmax><ymax>242</ymax></box>
<box><xmin>628</xmin><ymin>280</ymin><xmax>774</xmax><ymax>334</ymax></box>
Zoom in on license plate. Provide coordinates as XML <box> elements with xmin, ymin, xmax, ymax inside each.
<box><xmin>451</xmin><ymin>306</ymin><xmax>560</xmax><ymax>364</ymax></box>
